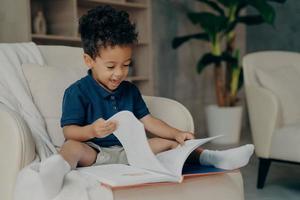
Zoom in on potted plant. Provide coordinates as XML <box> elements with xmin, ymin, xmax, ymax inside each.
<box><xmin>172</xmin><ymin>0</ymin><xmax>287</xmax><ymax>144</ymax></box>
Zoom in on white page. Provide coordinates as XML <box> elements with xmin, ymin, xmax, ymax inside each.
<box><xmin>78</xmin><ymin>164</ymin><xmax>178</xmax><ymax>187</ymax></box>
<box><xmin>156</xmin><ymin>136</ymin><xmax>221</xmax><ymax>177</ymax></box>
<box><xmin>108</xmin><ymin>111</ymin><xmax>173</xmax><ymax>176</ymax></box>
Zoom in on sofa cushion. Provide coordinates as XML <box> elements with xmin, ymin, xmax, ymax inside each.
<box><xmin>22</xmin><ymin>63</ymin><xmax>86</xmax><ymax>147</ymax></box>
<box><xmin>256</xmin><ymin>65</ymin><xmax>300</xmax><ymax>125</ymax></box>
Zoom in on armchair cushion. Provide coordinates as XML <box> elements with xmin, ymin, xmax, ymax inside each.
<box><xmin>256</xmin><ymin>65</ymin><xmax>300</xmax><ymax>125</ymax></box>
<box><xmin>22</xmin><ymin>63</ymin><xmax>86</xmax><ymax>146</ymax></box>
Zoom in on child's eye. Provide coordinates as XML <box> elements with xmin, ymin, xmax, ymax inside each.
<box><xmin>107</xmin><ymin>66</ymin><xmax>115</xmax><ymax>69</ymax></box>
<box><xmin>123</xmin><ymin>63</ymin><xmax>131</xmax><ymax>67</ymax></box>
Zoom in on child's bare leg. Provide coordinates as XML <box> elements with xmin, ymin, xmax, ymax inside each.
<box><xmin>38</xmin><ymin>140</ymin><xmax>97</xmax><ymax>199</ymax></box>
<box><xmin>148</xmin><ymin>138</ymin><xmax>178</xmax><ymax>154</ymax></box>
<box><xmin>59</xmin><ymin>140</ymin><xmax>97</xmax><ymax>169</ymax></box>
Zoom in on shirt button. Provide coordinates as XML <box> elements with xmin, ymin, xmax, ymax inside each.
<box><xmin>113</xmin><ymin>106</ymin><xmax>117</xmax><ymax>110</ymax></box>
<box><xmin>111</xmin><ymin>96</ymin><xmax>115</xmax><ymax>100</ymax></box>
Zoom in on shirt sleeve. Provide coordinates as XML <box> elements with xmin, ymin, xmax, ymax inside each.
<box><xmin>60</xmin><ymin>85</ymin><xmax>87</xmax><ymax>127</ymax></box>
<box><xmin>132</xmin><ymin>84</ymin><xmax>150</xmax><ymax>119</ymax></box>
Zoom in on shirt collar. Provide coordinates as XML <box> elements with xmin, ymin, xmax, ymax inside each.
<box><xmin>86</xmin><ymin>69</ymin><xmax>124</xmax><ymax>99</ymax></box>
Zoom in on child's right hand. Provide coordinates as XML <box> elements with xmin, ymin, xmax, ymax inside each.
<box><xmin>92</xmin><ymin>118</ymin><xmax>117</xmax><ymax>138</ymax></box>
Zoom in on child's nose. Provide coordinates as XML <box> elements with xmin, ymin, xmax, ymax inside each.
<box><xmin>114</xmin><ymin>67</ymin><xmax>125</xmax><ymax>77</ymax></box>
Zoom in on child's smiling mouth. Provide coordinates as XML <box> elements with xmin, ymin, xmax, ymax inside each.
<box><xmin>110</xmin><ymin>79</ymin><xmax>122</xmax><ymax>87</ymax></box>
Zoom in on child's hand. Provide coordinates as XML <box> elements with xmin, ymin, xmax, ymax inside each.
<box><xmin>174</xmin><ymin>132</ymin><xmax>194</xmax><ymax>145</ymax></box>
<box><xmin>92</xmin><ymin>118</ymin><xmax>117</xmax><ymax>138</ymax></box>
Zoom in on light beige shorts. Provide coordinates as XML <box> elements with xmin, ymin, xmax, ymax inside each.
<box><xmin>86</xmin><ymin>142</ymin><xmax>129</xmax><ymax>165</ymax></box>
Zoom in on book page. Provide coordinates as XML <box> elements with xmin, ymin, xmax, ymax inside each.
<box><xmin>156</xmin><ymin>136</ymin><xmax>221</xmax><ymax>177</ymax></box>
<box><xmin>109</xmin><ymin>111</ymin><xmax>173</xmax><ymax>176</ymax></box>
<box><xmin>78</xmin><ymin>164</ymin><xmax>178</xmax><ymax>187</ymax></box>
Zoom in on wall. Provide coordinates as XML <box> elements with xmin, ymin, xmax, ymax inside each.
<box><xmin>152</xmin><ymin>0</ymin><xmax>208</xmax><ymax>136</ymax></box>
<box><xmin>247</xmin><ymin>0</ymin><xmax>300</xmax><ymax>52</ymax></box>
<box><xmin>0</xmin><ymin>0</ymin><xmax>30</xmax><ymax>42</ymax></box>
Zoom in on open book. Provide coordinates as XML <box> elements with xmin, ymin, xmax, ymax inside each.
<box><xmin>78</xmin><ymin>111</ymin><xmax>223</xmax><ymax>188</ymax></box>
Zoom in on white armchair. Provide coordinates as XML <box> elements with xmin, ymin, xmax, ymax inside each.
<box><xmin>243</xmin><ymin>51</ymin><xmax>300</xmax><ymax>189</ymax></box>
<box><xmin>0</xmin><ymin>45</ymin><xmax>244</xmax><ymax>200</ymax></box>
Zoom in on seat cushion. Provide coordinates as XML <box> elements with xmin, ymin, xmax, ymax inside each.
<box><xmin>256</xmin><ymin>65</ymin><xmax>300</xmax><ymax>125</ymax></box>
<box><xmin>271</xmin><ymin>124</ymin><xmax>300</xmax><ymax>162</ymax></box>
<box><xmin>22</xmin><ymin>63</ymin><xmax>86</xmax><ymax>147</ymax></box>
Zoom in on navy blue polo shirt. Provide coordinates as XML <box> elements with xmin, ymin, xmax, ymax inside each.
<box><xmin>60</xmin><ymin>69</ymin><xmax>150</xmax><ymax>147</ymax></box>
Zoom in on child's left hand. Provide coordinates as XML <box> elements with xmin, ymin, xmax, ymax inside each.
<box><xmin>174</xmin><ymin>132</ymin><xmax>195</xmax><ymax>145</ymax></box>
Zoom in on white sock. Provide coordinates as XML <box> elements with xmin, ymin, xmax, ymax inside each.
<box><xmin>39</xmin><ymin>154</ymin><xmax>71</xmax><ymax>199</ymax></box>
<box><xmin>199</xmin><ymin>144</ymin><xmax>254</xmax><ymax>170</ymax></box>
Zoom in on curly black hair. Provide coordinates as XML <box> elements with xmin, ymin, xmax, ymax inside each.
<box><xmin>79</xmin><ymin>5</ymin><xmax>138</xmax><ymax>59</ymax></box>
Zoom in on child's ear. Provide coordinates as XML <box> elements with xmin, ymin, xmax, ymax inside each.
<box><xmin>83</xmin><ymin>53</ymin><xmax>95</xmax><ymax>69</ymax></box>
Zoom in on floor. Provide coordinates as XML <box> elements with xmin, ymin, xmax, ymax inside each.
<box><xmin>242</xmin><ymin>155</ymin><xmax>300</xmax><ymax>200</ymax></box>
<box><xmin>205</xmin><ymin>131</ymin><xmax>300</xmax><ymax>200</ymax></box>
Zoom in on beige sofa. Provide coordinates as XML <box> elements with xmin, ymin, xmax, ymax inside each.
<box><xmin>0</xmin><ymin>45</ymin><xmax>244</xmax><ymax>200</ymax></box>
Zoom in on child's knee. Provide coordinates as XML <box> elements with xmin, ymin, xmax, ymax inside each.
<box><xmin>60</xmin><ymin>140</ymin><xmax>86</xmax><ymax>155</ymax></box>
<box><xmin>169</xmin><ymin>140</ymin><xmax>179</xmax><ymax>149</ymax></box>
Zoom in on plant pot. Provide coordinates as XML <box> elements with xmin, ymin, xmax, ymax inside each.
<box><xmin>205</xmin><ymin>105</ymin><xmax>243</xmax><ymax>145</ymax></box>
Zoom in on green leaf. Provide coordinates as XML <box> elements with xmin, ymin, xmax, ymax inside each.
<box><xmin>266</xmin><ymin>0</ymin><xmax>287</xmax><ymax>3</ymax></box>
<box><xmin>196</xmin><ymin>53</ymin><xmax>221</xmax><ymax>73</ymax></box>
<box><xmin>196</xmin><ymin>51</ymin><xmax>237</xmax><ymax>74</ymax></box>
<box><xmin>217</xmin><ymin>0</ymin><xmax>240</xmax><ymax>7</ymax></box>
<box><xmin>237</xmin><ymin>15</ymin><xmax>265</xmax><ymax>25</ymax></box>
<box><xmin>221</xmin><ymin>52</ymin><xmax>238</xmax><ymax>65</ymax></box>
<box><xmin>187</xmin><ymin>12</ymin><xmax>228</xmax><ymax>36</ymax></box>
<box><xmin>248</xmin><ymin>0</ymin><xmax>276</xmax><ymax>24</ymax></box>
<box><xmin>172</xmin><ymin>33</ymin><xmax>209</xmax><ymax>49</ymax></box>
<box><xmin>225</xmin><ymin>20</ymin><xmax>238</xmax><ymax>34</ymax></box>
<box><xmin>197</xmin><ymin>0</ymin><xmax>225</xmax><ymax>16</ymax></box>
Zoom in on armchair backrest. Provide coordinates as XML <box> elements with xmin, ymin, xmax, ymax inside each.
<box><xmin>243</xmin><ymin>51</ymin><xmax>300</xmax><ymax>87</ymax></box>
<box><xmin>38</xmin><ymin>45</ymin><xmax>85</xmax><ymax>69</ymax></box>
<box><xmin>143</xmin><ymin>96</ymin><xmax>194</xmax><ymax>133</ymax></box>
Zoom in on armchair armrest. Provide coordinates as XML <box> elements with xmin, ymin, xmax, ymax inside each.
<box><xmin>142</xmin><ymin>95</ymin><xmax>194</xmax><ymax>133</ymax></box>
<box><xmin>0</xmin><ymin>103</ymin><xmax>36</xmax><ymax>200</ymax></box>
<box><xmin>245</xmin><ymin>86</ymin><xmax>281</xmax><ymax>158</ymax></box>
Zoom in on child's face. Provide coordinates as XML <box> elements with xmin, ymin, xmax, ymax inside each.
<box><xmin>84</xmin><ymin>45</ymin><xmax>132</xmax><ymax>91</ymax></box>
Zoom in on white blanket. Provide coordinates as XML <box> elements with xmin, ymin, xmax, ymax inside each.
<box><xmin>0</xmin><ymin>42</ymin><xmax>113</xmax><ymax>200</ymax></box>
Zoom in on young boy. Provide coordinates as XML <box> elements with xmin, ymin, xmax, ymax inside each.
<box><xmin>38</xmin><ymin>5</ymin><xmax>254</xmax><ymax>199</ymax></box>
